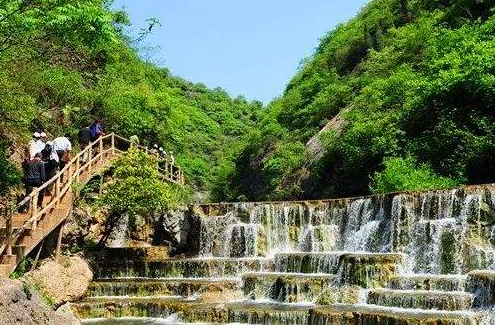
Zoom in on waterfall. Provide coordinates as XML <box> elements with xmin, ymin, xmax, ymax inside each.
<box><xmin>84</xmin><ymin>184</ymin><xmax>495</xmax><ymax>324</ymax></box>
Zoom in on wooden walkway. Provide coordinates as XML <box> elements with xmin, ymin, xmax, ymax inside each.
<box><xmin>0</xmin><ymin>133</ymin><xmax>184</xmax><ymax>277</ymax></box>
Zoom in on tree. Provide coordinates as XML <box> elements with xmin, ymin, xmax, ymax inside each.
<box><xmin>0</xmin><ymin>0</ymin><xmax>123</xmax><ymax>55</ymax></box>
<box><xmin>99</xmin><ymin>148</ymin><xmax>180</xmax><ymax>223</ymax></box>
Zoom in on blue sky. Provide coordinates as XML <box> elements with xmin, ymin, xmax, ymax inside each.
<box><xmin>112</xmin><ymin>1</ymin><xmax>370</xmax><ymax>103</ymax></box>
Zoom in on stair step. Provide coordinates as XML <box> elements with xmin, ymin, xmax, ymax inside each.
<box><xmin>80</xmin><ymin>317</ymin><xmax>235</xmax><ymax>325</ymax></box>
<box><xmin>274</xmin><ymin>252</ymin><xmax>403</xmax><ymax>287</ymax></box>
<box><xmin>87</xmin><ymin>277</ymin><xmax>241</xmax><ymax>297</ymax></box>
<box><xmin>71</xmin><ymin>296</ymin><xmax>227</xmax><ymax>323</ymax></box>
<box><xmin>367</xmin><ymin>288</ymin><xmax>474</xmax><ymax>311</ymax></box>
<box><xmin>388</xmin><ymin>274</ymin><xmax>467</xmax><ymax>291</ymax></box>
<box><xmin>0</xmin><ymin>264</ymin><xmax>12</xmax><ymax>277</ymax></box>
<box><xmin>0</xmin><ymin>226</ymin><xmax>33</xmax><ymax>237</ymax></box>
<box><xmin>94</xmin><ymin>246</ymin><xmax>171</xmax><ymax>261</ymax></box>
<box><xmin>242</xmin><ymin>272</ymin><xmax>335</xmax><ymax>303</ymax></box>
<box><xmin>12</xmin><ymin>245</ymin><xmax>26</xmax><ymax>259</ymax></box>
<box><xmin>1</xmin><ymin>254</ymin><xmax>16</xmax><ymax>265</ymax></box>
<box><xmin>93</xmin><ymin>257</ymin><xmax>273</xmax><ymax>279</ymax></box>
<box><xmin>227</xmin><ymin>300</ymin><xmax>313</xmax><ymax>324</ymax></box>
<box><xmin>312</xmin><ymin>303</ymin><xmax>483</xmax><ymax>324</ymax></box>
<box><xmin>274</xmin><ymin>252</ymin><xmax>403</xmax><ymax>273</ymax></box>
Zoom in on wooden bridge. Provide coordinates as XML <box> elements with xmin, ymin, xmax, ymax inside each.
<box><xmin>0</xmin><ymin>133</ymin><xmax>184</xmax><ymax>277</ymax></box>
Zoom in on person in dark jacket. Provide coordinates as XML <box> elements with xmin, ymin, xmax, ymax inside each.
<box><xmin>78</xmin><ymin>126</ymin><xmax>92</xmax><ymax>162</ymax></box>
<box><xmin>41</xmin><ymin>141</ymin><xmax>58</xmax><ymax>195</ymax></box>
<box><xmin>22</xmin><ymin>153</ymin><xmax>46</xmax><ymax>209</ymax></box>
<box><xmin>90</xmin><ymin>120</ymin><xmax>103</xmax><ymax>141</ymax></box>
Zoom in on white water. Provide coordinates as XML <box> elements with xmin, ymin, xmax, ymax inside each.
<box><xmin>198</xmin><ymin>187</ymin><xmax>495</xmax><ymax>274</ymax></box>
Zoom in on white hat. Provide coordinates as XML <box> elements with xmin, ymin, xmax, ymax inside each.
<box><xmin>40</xmin><ymin>132</ymin><xmax>47</xmax><ymax>137</ymax></box>
<box><xmin>33</xmin><ymin>132</ymin><xmax>40</xmax><ymax>138</ymax></box>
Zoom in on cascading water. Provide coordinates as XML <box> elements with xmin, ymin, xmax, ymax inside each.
<box><xmin>75</xmin><ymin>184</ymin><xmax>495</xmax><ymax>324</ymax></box>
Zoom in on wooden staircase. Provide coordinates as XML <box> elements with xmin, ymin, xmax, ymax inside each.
<box><xmin>0</xmin><ymin>133</ymin><xmax>185</xmax><ymax>277</ymax></box>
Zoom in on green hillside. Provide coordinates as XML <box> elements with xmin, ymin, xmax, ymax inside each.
<box><xmin>1</xmin><ymin>0</ymin><xmax>494</xmax><ymax>204</ymax></box>
<box><xmin>214</xmin><ymin>0</ymin><xmax>495</xmax><ymax>201</ymax></box>
<box><xmin>0</xmin><ymin>0</ymin><xmax>262</xmax><ymax>198</ymax></box>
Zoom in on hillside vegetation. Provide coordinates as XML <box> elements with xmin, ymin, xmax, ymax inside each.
<box><xmin>214</xmin><ymin>0</ymin><xmax>495</xmax><ymax>201</ymax></box>
<box><xmin>0</xmin><ymin>0</ymin><xmax>261</xmax><ymax>199</ymax></box>
<box><xmin>1</xmin><ymin>0</ymin><xmax>494</xmax><ymax>204</ymax></box>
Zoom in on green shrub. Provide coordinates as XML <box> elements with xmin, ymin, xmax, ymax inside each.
<box><xmin>99</xmin><ymin>148</ymin><xmax>190</xmax><ymax>227</ymax></box>
<box><xmin>370</xmin><ymin>156</ymin><xmax>460</xmax><ymax>194</ymax></box>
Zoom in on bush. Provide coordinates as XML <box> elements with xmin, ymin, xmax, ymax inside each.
<box><xmin>0</xmin><ymin>143</ymin><xmax>21</xmax><ymax>196</ymax></box>
<box><xmin>370</xmin><ymin>156</ymin><xmax>460</xmax><ymax>194</ymax></box>
<box><xmin>99</xmin><ymin>148</ymin><xmax>190</xmax><ymax>226</ymax></box>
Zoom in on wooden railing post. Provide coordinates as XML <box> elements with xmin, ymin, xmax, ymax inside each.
<box><xmin>32</xmin><ymin>189</ymin><xmax>39</xmax><ymax>230</ymax></box>
<box><xmin>5</xmin><ymin>209</ymin><xmax>12</xmax><ymax>256</ymax></box>
<box><xmin>88</xmin><ymin>145</ymin><xmax>93</xmax><ymax>174</ymax></box>
<box><xmin>55</xmin><ymin>177</ymin><xmax>61</xmax><ymax>204</ymax></box>
<box><xmin>55</xmin><ymin>221</ymin><xmax>65</xmax><ymax>262</ymax></box>
<box><xmin>111</xmin><ymin>133</ymin><xmax>115</xmax><ymax>155</ymax></box>
<box><xmin>75</xmin><ymin>157</ymin><xmax>80</xmax><ymax>182</ymax></box>
<box><xmin>68</xmin><ymin>163</ymin><xmax>73</xmax><ymax>183</ymax></box>
<box><xmin>99</xmin><ymin>137</ymin><xmax>103</xmax><ymax>161</ymax></box>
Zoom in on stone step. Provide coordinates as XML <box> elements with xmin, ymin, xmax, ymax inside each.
<box><xmin>80</xmin><ymin>317</ymin><xmax>233</xmax><ymax>325</ymax></box>
<box><xmin>93</xmin><ymin>257</ymin><xmax>273</xmax><ymax>279</ymax></box>
<box><xmin>93</xmin><ymin>246</ymin><xmax>170</xmax><ymax>261</ymax></box>
<box><xmin>312</xmin><ymin>304</ymin><xmax>483</xmax><ymax>325</ymax></box>
<box><xmin>87</xmin><ymin>277</ymin><xmax>241</xmax><ymax>297</ymax></box>
<box><xmin>71</xmin><ymin>296</ymin><xmax>227</xmax><ymax>323</ymax></box>
<box><xmin>226</xmin><ymin>300</ymin><xmax>313</xmax><ymax>325</ymax></box>
<box><xmin>388</xmin><ymin>274</ymin><xmax>467</xmax><ymax>291</ymax></box>
<box><xmin>466</xmin><ymin>270</ymin><xmax>495</xmax><ymax>308</ymax></box>
<box><xmin>367</xmin><ymin>288</ymin><xmax>474</xmax><ymax>311</ymax></box>
<box><xmin>242</xmin><ymin>272</ymin><xmax>335</xmax><ymax>303</ymax></box>
<box><xmin>274</xmin><ymin>252</ymin><xmax>403</xmax><ymax>287</ymax></box>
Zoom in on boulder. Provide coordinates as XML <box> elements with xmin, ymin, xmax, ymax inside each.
<box><xmin>0</xmin><ymin>278</ymin><xmax>79</xmax><ymax>325</ymax></box>
<box><xmin>26</xmin><ymin>255</ymin><xmax>93</xmax><ymax>307</ymax></box>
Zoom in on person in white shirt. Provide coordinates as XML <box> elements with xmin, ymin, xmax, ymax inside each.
<box><xmin>28</xmin><ymin>132</ymin><xmax>41</xmax><ymax>160</ymax></box>
<box><xmin>34</xmin><ymin>132</ymin><xmax>47</xmax><ymax>156</ymax></box>
<box><xmin>52</xmin><ymin>134</ymin><xmax>72</xmax><ymax>169</ymax></box>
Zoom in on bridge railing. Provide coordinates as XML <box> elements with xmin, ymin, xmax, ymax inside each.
<box><xmin>0</xmin><ymin>133</ymin><xmax>184</xmax><ymax>259</ymax></box>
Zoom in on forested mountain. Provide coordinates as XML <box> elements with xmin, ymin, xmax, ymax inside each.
<box><xmin>1</xmin><ymin>0</ymin><xmax>494</xmax><ymax>204</ymax></box>
<box><xmin>0</xmin><ymin>0</ymin><xmax>262</xmax><ymax>198</ymax></box>
<box><xmin>214</xmin><ymin>0</ymin><xmax>495</xmax><ymax>201</ymax></box>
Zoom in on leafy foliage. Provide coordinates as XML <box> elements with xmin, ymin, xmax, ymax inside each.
<box><xmin>370</xmin><ymin>156</ymin><xmax>459</xmax><ymax>194</ymax></box>
<box><xmin>99</xmin><ymin>148</ymin><xmax>190</xmax><ymax>222</ymax></box>
<box><xmin>217</xmin><ymin>0</ymin><xmax>495</xmax><ymax>201</ymax></box>
<box><xmin>1</xmin><ymin>0</ymin><xmax>494</xmax><ymax>203</ymax></box>
<box><xmin>0</xmin><ymin>1</ymin><xmax>261</xmax><ymax>197</ymax></box>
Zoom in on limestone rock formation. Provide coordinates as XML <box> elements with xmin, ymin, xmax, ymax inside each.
<box><xmin>26</xmin><ymin>255</ymin><xmax>93</xmax><ymax>307</ymax></box>
<box><xmin>0</xmin><ymin>278</ymin><xmax>79</xmax><ymax>325</ymax></box>
<box><xmin>305</xmin><ymin>108</ymin><xmax>349</xmax><ymax>162</ymax></box>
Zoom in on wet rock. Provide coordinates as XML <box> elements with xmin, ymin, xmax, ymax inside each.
<box><xmin>466</xmin><ymin>270</ymin><xmax>495</xmax><ymax>308</ymax></box>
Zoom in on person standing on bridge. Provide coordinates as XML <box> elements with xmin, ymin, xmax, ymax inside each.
<box><xmin>21</xmin><ymin>152</ymin><xmax>46</xmax><ymax>211</ymax></box>
<box><xmin>41</xmin><ymin>141</ymin><xmax>58</xmax><ymax>196</ymax></box>
<box><xmin>52</xmin><ymin>134</ymin><xmax>72</xmax><ymax>171</ymax></box>
<box><xmin>28</xmin><ymin>132</ymin><xmax>45</xmax><ymax>160</ymax></box>
<box><xmin>90</xmin><ymin>119</ymin><xmax>104</xmax><ymax>141</ymax></box>
<box><xmin>78</xmin><ymin>125</ymin><xmax>92</xmax><ymax>163</ymax></box>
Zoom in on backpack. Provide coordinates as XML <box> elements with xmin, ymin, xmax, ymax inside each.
<box><xmin>42</xmin><ymin>143</ymin><xmax>53</xmax><ymax>161</ymax></box>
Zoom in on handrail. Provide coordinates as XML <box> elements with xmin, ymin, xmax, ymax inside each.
<box><xmin>0</xmin><ymin>133</ymin><xmax>185</xmax><ymax>260</ymax></box>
